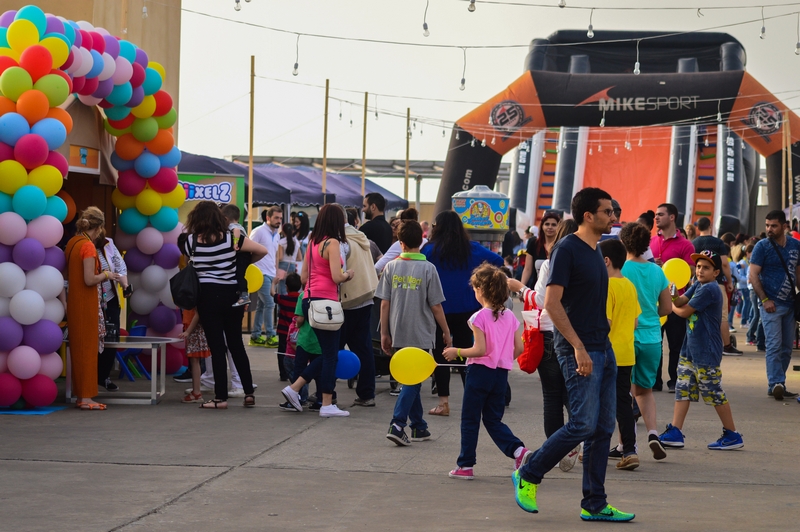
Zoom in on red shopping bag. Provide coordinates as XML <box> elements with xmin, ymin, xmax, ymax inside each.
<box><xmin>518</xmin><ymin>292</ymin><xmax>544</xmax><ymax>374</ymax></box>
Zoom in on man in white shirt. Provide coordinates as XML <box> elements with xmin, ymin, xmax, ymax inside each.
<box><xmin>249</xmin><ymin>206</ymin><xmax>282</xmax><ymax>348</ymax></box>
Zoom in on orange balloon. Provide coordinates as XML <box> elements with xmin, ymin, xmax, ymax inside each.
<box><xmin>145</xmin><ymin>129</ymin><xmax>174</xmax><ymax>156</ymax></box>
<box><xmin>45</xmin><ymin>107</ymin><xmax>73</xmax><ymax>134</ymax></box>
<box><xmin>16</xmin><ymin>89</ymin><xmax>49</xmax><ymax>125</ymax></box>
<box><xmin>115</xmin><ymin>133</ymin><xmax>145</xmax><ymax>160</ymax></box>
<box><xmin>56</xmin><ymin>189</ymin><xmax>76</xmax><ymax>224</ymax></box>
<box><xmin>0</xmin><ymin>95</ymin><xmax>16</xmax><ymax>116</ymax></box>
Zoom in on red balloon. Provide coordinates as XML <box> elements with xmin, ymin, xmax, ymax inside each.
<box><xmin>72</xmin><ymin>75</ymin><xmax>86</xmax><ymax>94</ymax></box>
<box><xmin>19</xmin><ymin>45</ymin><xmax>53</xmax><ymax>82</ymax></box>
<box><xmin>21</xmin><ymin>374</ymin><xmax>58</xmax><ymax>407</ymax></box>
<box><xmin>152</xmin><ymin>91</ymin><xmax>173</xmax><ymax>117</ymax></box>
<box><xmin>78</xmin><ymin>76</ymin><xmax>99</xmax><ymax>96</ymax></box>
<box><xmin>79</xmin><ymin>30</ymin><xmax>93</xmax><ymax>51</ymax></box>
<box><xmin>117</xmin><ymin>169</ymin><xmax>147</xmax><ymax>196</ymax></box>
<box><xmin>149</xmin><ymin>167</ymin><xmax>178</xmax><ymax>194</ymax></box>
<box><xmin>98</xmin><ymin>100</ymin><xmax>114</xmax><ymax>109</ymax></box>
<box><xmin>0</xmin><ymin>56</ymin><xmax>19</xmax><ymax>77</ymax></box>
<box><xmin>108</xmin><ymin>114</ymin><xmax>136</xmax><ymax>129</ymax></box>
<box><xmin>14</xmin><ymin>134</ymin><xmax>49</xmax><ymax>170</ymax></box>
<box><xmin>62</xmin><ymin>49</ymin><xmax>74</xmax><ymax>70</ymax></box>
<box><xmin>0</xmin><ymin>373</ymin><xmax>22</xmax><ymax>406</ymax></box>
<box><xmin>89</xmin><ymin>32</ymin><xmax>105</xmax><ymax>54</ymax></box>
<box><xmin>46</xmin><ymin>150</ymin><xmax>69</xmax><ymax>178</ymax></box>
<box><xmin>130</xmin><ymin>62</ymin><xmax>145</xmax><ymax>88</ymax></box>
<box><xmin>48</xmin><ymin>69</ymin><xmax>73</xmax><ymax>94</ymax></box>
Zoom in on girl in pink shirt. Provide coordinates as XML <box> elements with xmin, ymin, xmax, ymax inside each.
<box><xmin>444</xmin><ymin>264</ymin><xmax>528</xmax><ymax>479</ymax></box>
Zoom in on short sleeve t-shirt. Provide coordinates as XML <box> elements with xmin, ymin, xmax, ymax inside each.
<box><xmin>750</xmin><ymin>237</ymin><xmax>800</xmax><ymax>303</ymax></box>
<box><xmin>375</xmin><ymin>254</ymin><xmax>445</xmax><ymax>349</ymax></box>
<box><xmin>525</xmin><ymin>237</ymin><xmax>549</xmax><ymax>287</ymax></box>
<box><xmin>692</xmin><ymin>235</ymin><xmax>728</xmax><ymax>283</ymax></box>
<box><xmin>606</xmin><ymin>277</ymin><xmax>640</xmax><ymax>367</ymax></box>
<box><xmin>621</xmin><ymin>260</ymin><xmax>669</xmax><ymax>344</ymax></box>
<box><xmin>547</xmin><ymin>234</ymin><xmax>610</xmax><ymax>352</ymax></box>
<box><xmin>467</xmin><ymin>307</ymin><xmax>519</xmax><ymax>370</ymax></box>
<box><xmin>681</xmin><ymin>281</ymin><xmax>723</xmax><ymax>366</ymax></box>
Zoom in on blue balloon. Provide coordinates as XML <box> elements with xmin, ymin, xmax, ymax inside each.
<box><xmin>15</xmin><ymin>6</ymin><xmax>47</xmax><ymax>37</ymax></box>
<box><xmin>118</xmin><ymin>40</ymin><xmax>137</xmax><ymax>63</ymax></box>
<box><xmin>141</xmin><ymin>68</ymin><xmax>163</xmax><ymax>96</ymax></box>
<box><xmin>62</xmin><ymin>21</ymin><xmax>75</xmax><ymax>47</ymax></box>
<box><xmin>336</xmin><ymin>350</ymin><xmax>361</xmax><ymax>380</ymax></box>
<box><xmin>158</xmin><ymin>146</ymin><xmax>182</xmax><ymax>169</ymax></box>
<box><xmin>0</xmin><ymin>27</ymin><xmax>8</xmax><ymax>48</ymax></box>
<box><xmin>105</xmin><ymin>105</ymin><xmax>131</xmax><ymax>121</ymax></box>
<box><xmin>106</xmin><ymin>81</ymin><xmax>132</xmax><ymax>107</ymax></box>
<box><xmin>0</xmin><ymin>191</ymin><xmax>12</xmax><ymax>214</ymax></box>
<box><xmin>134</xmin><ymin>151</ymin><xmax>161</xmax><ymax>178</ymax></box>
<box><xmin>119</xmin><ymin>208</ymin><xmax>149</xmax><ymax>234</ymax></box>
<box><xmin>12</xmin><ymin>185</ymin><xmax>47</xmax><ymax>221</ymax></box>
<box><xmin>68</xmin><ymin>21</ymin><xmax>81</xmax><ymax>48</ymax></box>
<box><xmin>149</xmin><ymin>207</ymin><xmax>178</xmax><ymax>232</ymax></box>
<box><xmin>43</xmin><ymin>195</ymin><xmax>67</xmax><ymax>222</ymax></box>
<box><xmin>31</xmin><ymin>118</ymin><xmax>67</xmax><ymax>151</ymax></box>
<box><xmin>0</xmin><ymin>113</ymin><xmax>30</xmax><ymax>147</ymax></box>
<box><xmin>110</xmin><ymin>151</ymin><xmax>135</xmax><ymax>171</ymax></box>
<box><xmin>86</xmin><ymin>49</ymin><xmax>104</xmax><ymax>79</ymax></box>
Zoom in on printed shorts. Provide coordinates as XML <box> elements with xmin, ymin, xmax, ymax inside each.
<box><xmin>675</xmin><ymin>356</ymin><xmax>727</xmax><ymax>406</ymax></box>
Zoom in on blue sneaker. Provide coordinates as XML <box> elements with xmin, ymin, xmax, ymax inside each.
<box><xmin>659</xmin><ymin>423</ymin><xmax>685</xmax><ymax>448</ymax></box>
<box><xmin>707</xmin><ymin>428</ymin><xmax>744</xmax><ymax>450</ymax></box>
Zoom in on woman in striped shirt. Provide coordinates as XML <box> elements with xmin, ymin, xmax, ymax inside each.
<box><xmin>179</xmin><ymin>201</ymin><xmax>267</xmax><ymax>409</ymax></box>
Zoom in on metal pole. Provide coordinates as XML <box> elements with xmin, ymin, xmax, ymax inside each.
<box><xmin>405</xmin><ymin>108</ymin><xmax>410</xmax><ymax>200</ymax></box>
<box><xmin>248</xmin><ymin>55</ymin><xmax>255</xmax><ymax>233</ymax></box>
<box><xmin>415</xmin><ymin>174</ymin><xmax>422</xmax><ymax>212</ymax></box>
<box><xmin>361</xmin><ymin>92</ymin><xmax>368</xmax><ymax>197</ymax></box>
<box><xmin>783</xmin><ymin>116</ymin><xmax>788</xmax><ymax>210</ymax></box>
<box><xmin>322</xmin><ymin>79</ymin><xmax>329</xmax><ymax>203</ymax></box>
<box><xmin>787</xmin><ymin>112</ymin><xmax>794</xmax><ymax>207</ymax></box>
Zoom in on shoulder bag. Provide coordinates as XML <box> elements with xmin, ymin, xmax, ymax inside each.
<box><xmin>306</xmin><ymin>239</ymin><xmax>344</xmax><ymax>331</ymax></box>
<box><xmin>170</xmin><ymin>235</ymin><xmax>201</xmax><ymax>310</ymax></box>
<box><xmin>518</xmin><ymin>289</ymin><xmax>544</xmax><ymax>374</ymax></box>
<box><xmin>767</xmin><ymin>238</ymin><xmax>800</xmax><ymax>321</ymax></box>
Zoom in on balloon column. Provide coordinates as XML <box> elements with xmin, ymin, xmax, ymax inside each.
<box><xmin>0</xmin><ymin>5</ymin><xmax>186</xmax><ymax>406</ymax></box>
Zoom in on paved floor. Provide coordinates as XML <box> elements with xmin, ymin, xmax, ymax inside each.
<box><xmin>1</xmin><ymin>331</ymin><xmax>798</xmax><ymax>531</ymax></box>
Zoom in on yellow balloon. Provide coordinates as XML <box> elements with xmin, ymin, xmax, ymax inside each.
<box><xmin>39</xmin><ymin>36</ymin><xmax>69</xmax><ymax>69</ymax></box>
<box><xmin>390</xmin><ymin>347</ymin><xmax>437</xmax><ymax>386</ymax></box>
<box><xmin>161</xmin><ymin>184</ymin><xmax>186</xmax><ymax>209</ymax></box>
<box><xmin>662</xmin><ymin>258</ymin><xmax>691</xmax><ymax>289</ymax></box>
<box><xmin>149</xmin><ymin>61</ymin><xmax>166</xmax><ymax>82</ymax></box>
<box><xmin>0</xmin><ymin>159</ymin><xmax>28</xmax><ymax>195</ymax></box>
<box><xmin>0</xmin><ymin>47</ymin><xmax>20</xmax><ymax>61</ymax></box>
<box><xmin>112</xmin><ymin>188</ymin><xmax>136</xmax><ymax>210</ymax></box>
<box><xmin>26</xmin><ymin>164</ymin><xmax>62</xmax><ymax>197</ymax></box>
<box><xmin>660</xmin><ymin>315</ymin><xmax>667</xmax><ymax>327</ymax></box>
<box><xmin>131</xmin><ymin>95</ymin><xmax>156</xmax><ymax>119</ymax></box>
<box><xmin>135</xmin><ymin>187</ymin><xmax>162</xmax><ymax>216</ymax></box>
<box><xmin>245</xmin><ymin>264</ymin><xmax>263</xmax><ymax>293</ymax></box>
<box><xmin>7</xmin><ymin>19</ymin><xmax>39</xmax><ymax>52</ymax></box>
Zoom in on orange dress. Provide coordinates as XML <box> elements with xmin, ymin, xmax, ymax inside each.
<box><xmin>65</xmin><ymin>235</ymin><xmax>102</xmax><ymax>399</ymax></box>
<box><xmin>182</xmin><ymin>309</ymin><xmax>211</xmax><ymax>358</ymax></box>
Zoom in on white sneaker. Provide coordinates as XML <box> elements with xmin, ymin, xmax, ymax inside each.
<box><xmin>281</xmin><ymin>386</ymin><xmax>303</xmax><ymax>412</ymax></box>
<box><xmin>228</xmin><ymin>388</ymin><xmax>245</xmax><ymax>398</ymax></box>
<box><xmin>319</xmin><ymin>404</ymin><xmax>350</xmax><ymax>417</ymax></box>
<box><xmin>185</xmin><ymin>385</ymin><xmax>213</xmax><ymax>394</ymax></box>
<box><xmin>559</xmin><ymin>444</ymin><xmax>581</xmax><ymax>472</ymax></box>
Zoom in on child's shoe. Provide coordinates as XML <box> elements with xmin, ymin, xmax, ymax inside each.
<box><xmin>386</xmin><ymin>424</ymin><xmax>411</xmax><ymax>446</ymax></box>
<box><xmin>449</xmin><ymin>467</ymin><xmax>474</xmax><ymax>480</ymax></box>
<box><xmin>410</xmin><ymin>428</ymin><xmax>431</xmax><ymax>442</ymax></box>
<box><xmin>658</xmin><ymin>424</ymin><xmax>685</xmax><ymax>448</ymax></box>
<box><xmin>707</xmin><ymin>428</ymin><xmax>744</xmax><ymax>450</ymax></box>
<box><xmin>232</xmin><ymin>293</ymin><xmax>251</xmax><ymax>307</ymax></box>
<box><xmin>559</xmin><ymin>445</ymin><xmax>581</xmax><ymax>472</ymax></box>
<box><xmin>514</xmin><ymin>447</ymin><xmax>532</xmax><ymax>470</ymax></box>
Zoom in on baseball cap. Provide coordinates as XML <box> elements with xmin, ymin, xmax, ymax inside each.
<box><xmin>690</xmin><ymin>250</ymin><xmax>722</xmax><ymax>271</ymax></box>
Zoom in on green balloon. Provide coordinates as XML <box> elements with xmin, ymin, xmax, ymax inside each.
<box><xmin>103</xmin><ymin>119</ymin><xmax>130</xmax><ymax>137</ymax></box>
<box><xmin>33</xmin><ymin>74</ymin><xmax>69</xmax><ymax>107</ymax></box>
<box><xmin>0</xmin><ymin>66</ymin><xmax>33</xmax><ymax>102</ymax></box>
<box><xmin>131</xmin><ymin>117</ymin><xmax>159</xmax><ymax>142</ymax></box>
<box><xmin>154</xmin><ymin>108</ymin><xmax>177</xmax><ymax>129</ymax></box>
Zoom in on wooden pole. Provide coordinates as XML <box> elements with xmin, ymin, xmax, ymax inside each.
<box><xmin>248</xmin><ymin>55</ymin><xmax>255</xmax><ymax>233</ymax></box>
<box><xmin>405</xmin><ymin>108</ymin><xmax>410</xmax><ymax>200</ymax></box>
<box><xmin>361</xmin><ymin>92</ymin><xmax>368</xmax><ymax>197</ymax></box>
<box><xmin>322</xmin><ymin>79</ymin><xmax>329</xmax><ymax>203</ymax></box>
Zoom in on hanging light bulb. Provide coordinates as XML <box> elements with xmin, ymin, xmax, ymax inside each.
<box><xmin>350</xmin><ymin>119</ymin><xmax>353</xmax><ymax>128</ymax></box>
<box><xmin>481</xmin><ymin>139</ymin><xmax>487</xmax><ymax>147</ymax></box>
<box><xmin>756</xmin><ymin>117</ymin><xmax>762</xmax><ymax>128</ymax></box>
<box><xmin>633</xmin><ymin>61</ymin><xmax>641</xmax><ymax>75</ymax></box>
<box><xmin>587</xmin><ymin>8</ymin><xmax>594</xmax><ymax>39</ymax></box>
<box><xmin>717</xmin><ymin>111</ymin><xmax>722</xmax><ymax>122</ymax></box>
<box><xmin>442</xmin><ymin>129</ymin><xmax>446</xmax><ymax>138</ymax></box>
<box><xmin>234</xmin><ymin>0</ymin><xmax>242</xmax><ymax>11</ymax></box>
<box><xmin>491</xmin><ymin>137</ymin><xmax>496</xmax><ymax>145</ymax></box>
<box><xmin>625</xmin><ymin>141</ymin><xmax>632</xmax><ymax>151</ymax></box>
<box><xmin>423</xmin><ymin>22</ymin><xmax>430</xmax><ymax>37</ymax></box>
<box><xmin>558</xmin><ymin>0</ymin><xmax>566</xmax><ymax>7</ymax></box>
<box><xmin>614</xmin><ymin>146</ymin><xmax>618</xmax><ymax>154</ymax></box>
<box><xmin>460</xmin><ymin>77</ymin><xmax>466</xmax><ymax>91</ymax></box>
<box><xmin>600</xmin><ymin>116</ymin><xmax>605</xmax><ymax>127</ymax></box>
<box><xmin>142</xmin><ymin>6</ymin><xmax>148</xmax><ymax>18</ymax></box>
<box><xmin>760</xmin><ymin>7</ymin><xmax>766</xmax><ymax>39</ymax></box>
<box><xmin>678</xmin><ymin>157</ymin><xmax>683</xmax><ymax>166</ymax></box>
<box><xmin>542</xmin><ymin>151</ymin><xmax>546</xmax><ymax>158</ymax></box>
<box><xmin>470</xmin><ymin>138</ymin><xmax>476</xmax><ymax>147</ymax></box>
<box><xmin>598</xmin><ymin>144</ymin><xmax>603</xmax><ymax>153</ymax></box>
<box><xmin>795</xmin><ymin>42</ymin><xmax>800</xmax><ymax>55</ymax></box>
<box><xmin>705</xmin><ymin>137</ymin><xmax>710</xmax><ymax>147</ymax></box>
<box><xmin>638</xmin><ymin>138</ymin><xmax>643</xmax><ymax>147</ymax></box>
<box><xmin>589</xmin><ymin>147</ymin><xmax>593</xmax><ymax>155</ymax></box>
<box><xmin>292</xmin><ymin>62</ymin><xmax>299</xmax><ymax>76</ymax></box>
<box><xmin>468</xmin><ymin>0</ymin><xmax>476</xmax><ymax>12</ymax></box>
<box><xmin>456</xmin><ymin>131</ymin><xmax>460</xmax><ymax>140</ymax></box>
<box><xmin>413</xmin><ymin>120</ymin><xmax>417</xmax><ymax>130</ymax></box>
<box><xmin>292</xmin><ymin>35</ymin><xmax>300</xmax><ymax>76</ymax></box>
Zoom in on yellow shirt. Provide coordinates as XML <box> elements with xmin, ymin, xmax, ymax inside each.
<box><xmin>606</xmin><ymin>276</ymin><xmax>641</xmax><ymax>367</ymax></box>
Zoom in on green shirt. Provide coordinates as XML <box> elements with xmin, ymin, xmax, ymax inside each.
<box><xmin>294</xmin><ymin>297</ymin><xmax>322</xmax><ymax>354</ymax></box>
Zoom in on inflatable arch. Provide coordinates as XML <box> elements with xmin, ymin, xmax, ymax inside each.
<box><xmin>0</xmin><ymin>5</ymin><xmax>184</xmax><ymax>407</ymax></box>
<box><xmin>435</xmin><ymin>31</ymin><xmax>800</xmax><ymax>234</ymax></box>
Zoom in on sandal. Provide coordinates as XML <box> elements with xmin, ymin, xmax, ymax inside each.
<box><xmin>243</xmin><ymin>394</ymin><xmax>255</xmax><ymax>408</ymax></box>
<box><xmin>200</xmin><ymin>399</ymin><xmax>228</xmax><ymax>409</ymax></box>
<box><xmin>182</xmin><ymin>392</ymin><xmax>203</xmax><ymax>403</ymax></box>
<box><xmin>429</xmin><ymin>404</ymin><xmax>449</xmax><ymax>416</ymax></box>
<box><xmin>77</xmin><ymin>401</ymin><xmax>107</xmax><ymax>410</ymax></box>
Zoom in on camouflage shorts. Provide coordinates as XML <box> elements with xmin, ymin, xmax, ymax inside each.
<box><xmin>675</xmin><ymin>356</ymin><xmax>727</xmax><ymax>406</ymax></box>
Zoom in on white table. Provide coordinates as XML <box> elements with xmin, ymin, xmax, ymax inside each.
<box><xmin>66</xmin><ymin>336</ymin><xmax>179</xmax><ymax>405</ymax></box>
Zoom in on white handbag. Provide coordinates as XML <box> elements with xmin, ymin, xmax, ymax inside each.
<box><xmin>306</xmin><ymin>239</ymin><xmax>344</xmax><ymax>331</ymax></box>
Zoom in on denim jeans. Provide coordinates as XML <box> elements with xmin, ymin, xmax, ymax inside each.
<box><xmin>739</xmin><ymin>287</ymin><xmax>751</xmax><ymax>326</ymax></box>
<box><xmin>299</xmin><ymin>298</ymin><xmax>340</xmax><ymax>395</ymax></box>
<box><xmin>760</xmin><ymin>300</ymin><xmax>795</xmax><ymax>389</ymax></box>
<box><xmin>391</xmin><ymin>382</ymin><xmax>426</xmax><ymax>430</ymax></box>
<box><xmin>747</xmin><ymin>290</ymin><xmax>765</xmax><ymax>349</ymax></box>
<box><xmin>340</xmin><ymin>304</ymin><xmax>376</xmax><ymax>400</ymax></box>
<box><xmin>519</xmin><ymin>346</ymin><xmax>617</xmax><ymax>514</ymax></box>
<box><xmin>457</xmin><ymin>364</ymin><xmax>523</xmax><ymax>467</ymax></box>
<box><xmin>537</xmin><ymin>331</ymin><xmax>569</xmax><ymax>438</ymax></box>
<box><xmin>251</xmin><ymin>274</ymin><xmax>275</xmax><ymax>339</ymax></box>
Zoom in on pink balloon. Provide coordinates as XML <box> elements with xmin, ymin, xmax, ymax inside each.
<box><xmin>26</xmin><ymin>215</ymin><xmax>64</xmax><ymax>248</ymax></box>
<box><xmin>7</xmin><ymin>345</ymin><xmax>41</xmax><ymax>380</ymax></box>
<box><xmin>0</xmin><ymin>373</ymin><xmax>22</xmax><ymax>407</ymax></box>
<box><xmin>66</xmin><ymin>45</ymin><xmax>83</xmax><ymax>74</ymax></box>
<box><xmin>38</xmin><ymin>351</ymin><xmax>63</xmax><ymax>379</ymax></box>
<box><xmin>97</xmin><ymin>52</ymin><xmax>116</xmax><ymax>81</ymax></box>
<box><xmin>0</xmin><ymin>141</ymin><xmax>14</xmax><ymax>162</ymax></box>
<box><xmin>117</xmin><ymin>169</ymin><xmax>146</xmax><ymax>196</ymax></box>
<box><xmin>14</xmin><ymin>134</ymin><xmax>49</xmax><ymax>170</ymax></box>
<box><xmin>136</xmin><ymin>227</ymin><xmax>164</xmax><ymax>255</ymax></box>
<box><xmin>149</xmin><ymin>167</ymin><xmax>178</xmax><ymax>194</ymax></box>
<box><xmin>161</xmin><ymin>222</ymin><xmax>184</xmax><ymax>245</ymax></box>
<box><xmin>78</xmin><ymin>93</ymin><xmax>102</xmax><ymax>106</ymax></box>
<box><xmin>111</xmin><ymin>56</ymin><xmax>132</xmax><ymax>84</ymax></box>
<box><xmin>21</xmin><ymin>373</ymin><xmax>58</xmax><ymax>407</ymax></box>
<box><xmin>114</xmin><ymin>229</ymin><xmax>137</xmax><ymax>252</ymax></box>
<box><xmin>46</xmin><ymin>150</ymin><xmax>69</xmax><ymax>178</ymax></box>
<box><xmin>0</xmin><ymin>212</ymin><xmax>28</xmax><ymax>246</ymax></box>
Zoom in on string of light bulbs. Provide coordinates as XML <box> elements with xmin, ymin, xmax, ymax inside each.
<box><xmin>466</xmin><ymin>1</ymin><xmax>800</xmax><ymax>12</ymax></box>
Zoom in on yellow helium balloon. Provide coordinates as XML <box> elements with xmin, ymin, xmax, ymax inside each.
<box><xmin>135</xmin><ymin>187</ymin><xmax>162</xmax><ymax>216</ymax></box>
<box><xmin>26</xmin><ymin>164</ymin><xmax>62</xmax><ymax>197</ymax></box>
<box><xmin>161</xmin><ymin>184</ymin><xmax>186</xmax><ymax>209</ymax></box>
<box><xmin>245</xmin><ymin>264</ymin><xmax>263</xmax><ymax>293</ymax></box>
<box><xmin>112</xmin><ymin>188</ymin><xmax>136</xmax><ymax>210</ymax></box>
<box><xmin>662</xmin><ymin>258</ymin><xmax>692</xmax><ymax>289</ymax></box>
<box><xmin>131</xmin><ymin>95</ymin><xmax>156</xmax><ymax>119</ymax></box>
<box><xmin>390</xmin><ymin>347</ymin><xmax>437</xmax><ymax>386</ymax></box>
<box><xmin>660</xmin><ymin>315</ymin><xmax>667</xmax><ymax>327</ymax></box>
<box><xmin>39</xmin><ymin>36</ymin><xmax>69</xmax><ymax>69</ymax></box>
<box><xmin>0</xmin><ymin>159</ymin><xmax>28</xmax><ymax>195</ymax></box>
<box><xmin>7</xmin><ymin>19</ymin><xmax>39</xmax><ymax>52</ymax></box>
<box><xmin>0</xmin><ymin>47</ymin><xmax>20</xmax><ymax>61</ymax></box>
<box><xmin>149</xmin><ymin>61</ymin><xmax>166</xmax><ymax>82</ymax></box>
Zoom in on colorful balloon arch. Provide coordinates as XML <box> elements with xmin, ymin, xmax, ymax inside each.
<box><xmin>0</xmin><ymin>5</ymin><xmax>185</xmax><ymax>408</ymax></box>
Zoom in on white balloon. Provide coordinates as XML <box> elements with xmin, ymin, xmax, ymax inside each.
<box><xmin>0</xmin><ymin>263</ymin><xmax>27</xmax><ymax>298</ymax></box>
<box><xmin>158</xmin><ymin>282</ymin><xmax>176</xmax><ymax>309</ymax></box>
<box><xmin>97</xmin><ymin>52</ymin><xmax>116</xmax><ymax>81</ymax></box>
<box><xmin>74</xmin><ymin>46</ymin><xmax>94</xmax><ymax>78</ymax></box>
<box><xmin>136</xmin><ymin>227</ymin><xmax>164</xmax><ymax>255</ymax></box>
<box><xmin>25</xmin><ymin>265</ymin><xmax>64</xmax><ymax>301</ymax></box>
<box><xmin>0</xmin><ymin>297</ymin><xmax>8</xmax><ymax>317</ymax></box>
<box><xmin>66</xmin><ymin>45</ymin><xmax>83</xmax><ymax>74</ymax></box>
<box><xmin>140</xmin><ymin>265</ymin><xmax>167</xmax><ymax>293</ymax></box>
<box><xmin>112</xmin><ymin>56</ymin><xmax>133</xmax><ymax>85</ymax></box>
<box><xmin>94</xmin><ymin>27</ymin><xmax>110</xmax><ymax>37</ymax></box>
<box><xmin>130</xmin><ymin>288</ymin><xmax>160</xmax><ymax>315</ymax></box>
<box><xmin>0</xmin><ymin>212</ymin><xmax>28</xmax><ymax>246</ymax></box>
<box><xmin>9</xmin><ymin>290</ymin><xmax>45</xmax><ymax>326</ymax></box>
<box><xmin>78</xmin><ymin>93</ymin><xmax>102</xmax><ymax>107</ymax></box>
<box><xmin>42</xmin><ymin>298</ymin><xmax>65</xmax><ymax>323</ymax></box>
<box><xmin>38</xmin><ymin>352</ymin><xmax>64</xmax><ymax>380</ymax></box>
<box><xmin>127</xmin><ymin>272</ymin><xmax>141</xmax><ymax>292</ymax></box>
<box><xmin>76</xmin><ymin>20</ymin><xmax>94</xmax><ymax>31</ymax></box>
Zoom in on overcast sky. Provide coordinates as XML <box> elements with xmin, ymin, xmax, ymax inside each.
<box><xmin>175</xmin><ymin>0</ymin><xmax>800</xmax><ymax>201</ymax></box>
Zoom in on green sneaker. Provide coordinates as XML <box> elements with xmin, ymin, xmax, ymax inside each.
<box><xmin>511</xmin><ymin>470</ymin><xmax>539</xmax><ymax>513</ymax></box>
<box><xmin>265</xmin><ymin>335</ymin><xmax>279</xmax><ymax>348</ymax></box>
<box><xmin>249</xmin><ymin>336</ymin><xmax>266</xmax><ymax>347</ymax></box>
<box><xmin>580</xmin><ymin>504</ymin><xmax>635</xmax><ymax>522</ymax></box>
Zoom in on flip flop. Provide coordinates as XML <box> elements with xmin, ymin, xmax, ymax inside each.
<box><xmin>243</xmin><ymin>394</ymin><xmax>255</xmax><ymax>408</ymax></box>
<box><xmin>182</xmin><ymin>392</ymin><xmax>203</xmax><ymax>403</ymax></box>
<box><xmin>200</xmin><ymin>399</ymin><xmax>228</xmax><ymax>409</ymax></box>
<box><xmin>77</xmin><ymin>402</ymin><xmax>107</xmax><ymax>410</ymax></box>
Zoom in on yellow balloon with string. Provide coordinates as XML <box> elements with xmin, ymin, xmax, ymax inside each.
<box><xmin>245</xmin><ymin>264</ymin><xmax>263</xmax><ymax>293</ymax></box>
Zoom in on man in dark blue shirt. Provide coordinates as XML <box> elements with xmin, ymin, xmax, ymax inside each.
<box><xmin>360</xmin><ymin>193</ymin><xmax>393</xmax><ymax>254</ymax></box>
<box><xmin>513</xmin><ymin>188</ymin><xmax>634</xmax><ymax>523</ymax></box>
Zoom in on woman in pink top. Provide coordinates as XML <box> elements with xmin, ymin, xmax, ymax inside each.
<box><xmin>443</xmin><ymin>264</ymin><xmax>528</xmax><ymax>479</ymax></box>
<box><xmin>281</xmin><ymin>204</ymin><xmax>355</xmax><ymax>418</ymax></box>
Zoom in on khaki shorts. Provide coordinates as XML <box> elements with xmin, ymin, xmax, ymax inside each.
<box><xmin>718</xmin><ymin>283</ymin><xmax>728</xmax><ymax>326</ymax></box>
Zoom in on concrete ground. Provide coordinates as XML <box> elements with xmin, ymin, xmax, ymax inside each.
<box><xmin>1</xmin><ymin>330</ymin><xmax>798</xmax><ymax>532</ymax></box>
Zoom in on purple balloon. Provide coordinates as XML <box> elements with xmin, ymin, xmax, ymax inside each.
<box><xmin>70</xmin><ymin>22</ymin><xmax>82</xmax><ymax>48</ymax></box>
<box><xmin>42</xmin><ymin>246</ymin><xmax>66</xmax><ymax>272</ymax></box>
<box><xmin>12</xmin><ymin>238</ymin><xmax>45</xmax><ymax>271</ymax></box>
<box><xmin>93</xmin><ymin>77</ymin><xmax>114</xmax><ymax>99</ymax></box>
<box><xmin>149</xmin><ymin>305</ymin><xmax>177</xmax><ymax>334</ymax></box>
<box><xmin>45</xmin><ymin>15</ymin><xmax>65</xmax><ymax>35</ymax></box>
<box><xmin>0</xmin><ymin>243</ymin><xmax>11</xmax><ymax>263</ymax></box>
<box><xmin>0</xmin><ymin>11</ymin><xmax>17</xmax><ymax>28</ymax></box>
<box><xmin>134</xmin><ymin>47</ymin><xmax>148</xmax><ymax>68</ymax></box>
<box><xmin>127</xmin><ymin>311</ymin><xmax>149</xmax><ymax>328</ymax></box>
<box><xmin>103</xmin><ymin>35</ymin><xmax>120</xmax><ymax>59</ymax></box>
<box><xmin>0</xmin><ymin>316</ymin><xmax>23</xmax><ymax>351</ymax></box>
<box><xmin>153</xmin><ymin>243</ymin><xmax>180</xmax><ymax>269</ymax></box>
<box><xmin>124</xmin><ymin>247</ymin><xmax>153</xmax><ymax>273</ymax></box>
<box><xmin>22</xmin><ymin>319</ymin><xmax>63</xmax><ymax>354</ymax></box>
<box><xmin>126</xmin><ymin>85</ymin><xmax>144</xmax><ymax>108</ymax></box>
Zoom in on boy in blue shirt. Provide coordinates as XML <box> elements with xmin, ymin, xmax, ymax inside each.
<box><xmin>660</xmin><ymin>250</ymin><xmax>744</xmax><ymax>451</ymax></box>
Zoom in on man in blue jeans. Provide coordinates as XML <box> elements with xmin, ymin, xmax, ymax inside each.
<box><xmin>513</xmin><ymin>187</ymin><xmax>634</xmax><ymax>523</ymax></box>
<box><xmin>748</xmin><ymin>210</ymin><xmax>800</xmax><ymax>401</ymax></box>
<box><xmin>249</xmin><ymin>206</ymin><xmax>282</xmax><ymax>348</ymax></box>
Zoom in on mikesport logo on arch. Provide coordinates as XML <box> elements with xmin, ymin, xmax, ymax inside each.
<box><xmin>575</xmin><ymin>86</ymin><xmax>700</xmax><ymax>112</ymax></box>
